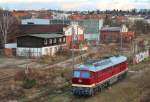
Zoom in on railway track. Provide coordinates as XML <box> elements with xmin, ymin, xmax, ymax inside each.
<box><xmin>19</xmin><ymin>60</ymin><xmax>150</xmax><ymax>102</ymax></box>
<box><xmin>19</xmin><ymin>85</ymin><xmax>71</xmax><ymax>102</ymax></box>
<box><xmin>0</xmin><ymin>76</ymin><xmax>13</xmax><ymax>83</ymax></box>
<box><xmin>22</xmin><ymin>67</ymin><xmax>147</xmax><ymax>102</ymax></box>
<box><xmin>0</xmin><ymin>71</ymin><xmax>14</xmax><ymax>85</ymax></box>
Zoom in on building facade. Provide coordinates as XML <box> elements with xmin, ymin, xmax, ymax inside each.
<box><xmin>100</xmin><ymin>25</ymin><xmax>135</xmax><ymax>43</ymax></box>
<box><xmin>63</xmin><ymin>24</ymin><xmax>85</xmax><ymax>49</ymax></box>
<box><xmin>17</xmin><ymin>34</ymin><xmax>66</xmax><ymax>57</ymax></box>
<box><xmin>49</xmin><ymin>19</ymin><xmax>71</xmax><ymax>25</ymax></box>
<box><xmin>78</xmin><ymin>19</ymin><xmax>104</xmax><ymax>43</ymax></box>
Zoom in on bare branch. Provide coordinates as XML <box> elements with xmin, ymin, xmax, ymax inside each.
<box><xmin>0</xmin><ymin>10</ymin><xmax>16</xmax><ymax>47</ymax></box>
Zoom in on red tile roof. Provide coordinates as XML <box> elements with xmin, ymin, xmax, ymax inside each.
<box><xmin>114</xmin><ymin>16</ymin><xmax>128</xmax><ymax>21</ymax></box>
<box><xmin>12</xmin><ymin>11</ymin><xmax>32</xmax><ymax>18</ymax></box>
<box><xmin>69</xmin><ymin>14</ymin><xmax>110</xmax><ymax>20</ymax></box>
<box><xmin>20</xmin><ymin>24</ymin><xmax>68</xmax><ymax>34</ymax></box>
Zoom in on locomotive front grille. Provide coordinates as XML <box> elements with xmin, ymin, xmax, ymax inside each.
<box><xmin>72</xmin><ymin>86</ymin><xmax>93</xmax><ymax>95</ymax></box>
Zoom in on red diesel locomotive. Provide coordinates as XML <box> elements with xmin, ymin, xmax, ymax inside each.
<box><xmin>72</xmin><ymin>55</ymin><xmax>128</xmax><ymax>96</ymax></box>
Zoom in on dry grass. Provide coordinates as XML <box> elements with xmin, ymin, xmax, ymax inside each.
<box><xmin>129</xmin><ymin>57</ymin><xmax>150</xmax><ymax>71</ymax></box>
<box><xmin>0</xmin><ymin>35</ymin><xmax>150</xmax><ymax>102</ymax></box>
<box><xmin>37</xmin><ymin>58</ymin><xmax>150</xmax><ymax>102</ymax></box>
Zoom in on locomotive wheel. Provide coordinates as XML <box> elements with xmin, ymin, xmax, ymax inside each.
<box><xmin>89</xmin><ymin>91</ymin><xmax>93</xmax><ymax>96</ymax></box>
<box><xmin>98</xmin><ymin>86</ymin><xmax>102</xmax><ymax>92</ymax></box>
<box><xmin>101</xmin><ymin>84</ymin><xmax>105</xmax><ymax>89</ymax></box>
<box><xmin>120</xmin><ymin>72</ymin><xmax>127</xmax><ymax>80</ymax></box>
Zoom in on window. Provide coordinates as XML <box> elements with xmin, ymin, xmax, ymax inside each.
<box><xmin>73</xmin><ymin>71</ymin><xmax>80</xmax><ymax>78</ymax></box>
<box><xmin>49</xmin><ymin>39</ymin><xmax>52</xmax><ymax>44</ymax></box>
<box><xmin>44</xmin><ymin>39</ymin><xmax>47</xmax><ymax>45</ymax></box>
<box><xmin>63</xmin><ymin>37</ymin><xmax>66</xmax><ymax>42</ymax></box>
<box><xmin>53</xmin><ymin>39</ymin><xmax>56</xmax><ymax>43</ymax></box>
<box><xmin>73</xmin><ymin>71</ymin><xmax>90</xmax><ymax>78</ymax></box>
<box><xmin>59</xmin><ymin>38</ymin><xmax>62</xmax><ymax>43</ymax></box>
<box><xmin>81</xmin><ymin>72</ymin><xmax>90</xmax><ymax>78</ymax></box>
<box><xmin>27</xmin><ymin>22</ymin><xmax>34</xmax><ymax>24</ymax></box>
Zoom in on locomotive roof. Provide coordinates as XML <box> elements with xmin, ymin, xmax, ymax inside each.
<box><xmin>76</xmin><ymin>55</ymin><xmax>127</xmax><ymax>72</ymax></box>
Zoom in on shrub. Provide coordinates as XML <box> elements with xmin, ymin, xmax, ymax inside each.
<box><xmin>22</xmin><ymin>78</ymin><xmax>36</xmax><ymax>89</ymax></box>
<box><xmin>55</xmin><ymin>49</ymin><xmax>71</xmax><ymax>56</ymax></box>
<box><xmin>14</xmin><ymin>70</ymin><xmax>26</xmax><ymax>81</ymax></box>
<box><xmin>140</xmin><ymin>91</ymin><xmax>150</xmax><ymax>102</ymax></box>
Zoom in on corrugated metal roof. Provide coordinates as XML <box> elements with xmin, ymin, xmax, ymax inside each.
<box><xmin>76</xmin><ymin>55</ymin><xmax>127</xmax><ymax>72</ymax></box>
<box><xmin>20</xmin><ymin>24</ymin><xmax>68</xmax><ymax>34</ymax></box>
<box><xmin>101</xmin><ymin>27</ymin><xmax>121</xmax><ymax>32</ymax></box>
<box><xmin>29</xmin><ymin>34</ymin><xmax>64</xmax><ymax>38</ymax></box>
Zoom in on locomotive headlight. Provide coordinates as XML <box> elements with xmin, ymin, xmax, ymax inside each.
<box><xmin>78</xmin><ymin>79</ymin><xmax>82</xmax><ymax>83</ymax></box>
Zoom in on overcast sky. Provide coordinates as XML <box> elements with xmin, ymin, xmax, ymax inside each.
<box><xmin>0</xmin><ymin>0</ymin><xmax>150</xmax><ymax>11</ymax></box>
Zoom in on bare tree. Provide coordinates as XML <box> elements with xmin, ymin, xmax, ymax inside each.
<box><xmin>0</xmin><ymin>9</ymin><xmax>16</xmax><ymax>48</ymax></box>
<box><xmin>131</xmin><ymin>20</ymin><xmax>150</xmax><ymax>35</ymax></box>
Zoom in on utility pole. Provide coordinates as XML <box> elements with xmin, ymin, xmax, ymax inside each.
<box><xmin>120</xmin><ymin>25</ymin><xmax>125</xmax><ymax>53</ymax></box>
<box><xmin>71</xmin><ymin>23</ymin><xmax>75</xmax><ymax>70</ymax></box>
<box><xmin>120</xmin><ymin>32</ymin><xmax>123</xmax><ymax>52</ymax></box>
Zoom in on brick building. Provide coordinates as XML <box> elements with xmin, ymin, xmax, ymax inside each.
<box><xmin>100</xmin><ymin>25</ymin><xmax>135</xmax><ymax>43</ymax></box>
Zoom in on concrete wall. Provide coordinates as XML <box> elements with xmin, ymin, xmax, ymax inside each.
<box><xmin>5</xmin><ymin>43</ymin><xmax>17</xmax><ymax>48</ymax></box>
<box><xmin>133</xmin><ymin>50</ymin><xmax>149</xmax><ymax>64</ymax></box>
<box><xmin>42</xmin><ymin>44</ymin><xmax>66</xmax><ymax>56</ymax></box>
<box><xmin>17</xmin><ymin>48</ymin><xmax>42</xmax><ymax>57</ymax></box>
<box><xmin>17</xmin><ymin>44</ymin><xmax>66</xmax><ymax>57</ymax></box>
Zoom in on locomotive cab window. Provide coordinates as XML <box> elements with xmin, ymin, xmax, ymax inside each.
<box><xmin>81</xmin><ymin>72</ymin><xmax>90</xmax><ymax>78</ymax></box>
<box><xmin>73</xmin><ymin>71</ymin><xmax>80</xmax><ymax>78</ymax></box>
<box><xmin>73</xmin><ymin>71</ymin><xmax>90</xmax><ymax>78</ymax></box>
